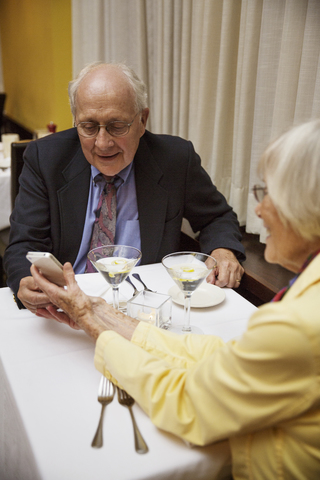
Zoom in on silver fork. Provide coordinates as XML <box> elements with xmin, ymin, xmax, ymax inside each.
<box><xmin>91</xmin><ymin>377</ymin><xmax>115</xmax><ymax>448</ymax></box>
<box><xmin>117</xmin><ymin>388</ymin><xmax>149</xmax><ymax>454</ymax></box>
<box><xmin>132</xmin><ymin>273</ymin><xmax>155</xmax><ymax>293</ymax></box>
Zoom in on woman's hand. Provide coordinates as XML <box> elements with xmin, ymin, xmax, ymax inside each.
<box><xmin>31</xmin><ymin>262</ymin><xmax>139</xmax><ymax>340</ymax></box>
<box><xmin>31</xmin><ymin>263</ymin><xmax>108</xmax><ymax>338</ymax></box>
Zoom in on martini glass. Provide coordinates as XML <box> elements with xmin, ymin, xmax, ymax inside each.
<box><xmin>87</xmin><ymin>245</ymin><xmax>142</xmax><ymax>310</ymax></box>
<box><xmin>162</xmin><ymin>252</ymin><xmax>217</xmax><ymax>334</ymax></box>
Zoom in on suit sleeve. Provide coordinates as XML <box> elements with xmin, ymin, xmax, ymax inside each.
<box><xmin>183</xmin><ymin>142</ymin><xmax>245</xmax><ymax>260</ymax></box>
<box><xmin>3</xmin><ymin>141</ymin><xmax>52</xmax><ymax>306</ymax></box>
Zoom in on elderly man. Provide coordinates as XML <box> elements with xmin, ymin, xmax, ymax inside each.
<box><xmin>4</xmin><ymin>62</ymin><xmax>245</xmax><ymax>313</ymax></box>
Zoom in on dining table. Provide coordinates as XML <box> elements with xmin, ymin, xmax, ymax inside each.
<box><xmin>0</xmin><ymin>262</ymin><xmax>257</xmax><ymax>480</ymax></box>
<box><xmin>0</xmin><ymin>142</ymin><xmax>11</xmax><ymax>230</ymax></box>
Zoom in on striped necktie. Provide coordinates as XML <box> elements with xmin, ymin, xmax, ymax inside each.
<box><xmin>85</xmin><ymin>176</ymin><xmax>116</xmax><ymax>273</ymax></box>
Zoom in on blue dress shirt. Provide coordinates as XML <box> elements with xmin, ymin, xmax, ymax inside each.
<box><xmin>73</xmin><ymin>161</ymin><xmax>141</xmax><ymax>273</ymax></box>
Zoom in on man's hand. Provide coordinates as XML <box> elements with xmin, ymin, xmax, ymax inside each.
<box><xmin>206</xmin><ymin>248</ymin><xmax>244</xmax><ymax>288</ymax></box>
<box><xmin>30</xmin><ymin>263</ymin><xmax>101</xmax><ymax>334</ymax></box>
<box><xmin>18</xmin><ymin>274</ymin><xmax>81</xmax><ymax>330</ymax></box>
<box><xmin>17</xmin><ymin>276</ymin><xmax>54</xmax><ymax>314</ymax></box>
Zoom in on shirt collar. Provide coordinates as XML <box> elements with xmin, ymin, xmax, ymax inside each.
<box><xmin>91</xmin><ymin>161</ymin><xmax>134</xmax><ymax>186</ymax></box>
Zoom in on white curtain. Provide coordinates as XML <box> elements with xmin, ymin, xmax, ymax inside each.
<box><xmin>72</xmin><ymin>0</ymin><xmax>320</xmax><ymax>240</ymax></box>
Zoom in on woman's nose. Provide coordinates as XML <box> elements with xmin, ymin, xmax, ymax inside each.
<box><xmin>255</xmin><ymin>202</ymin><xmax>262</xmax><ymax>218</ymax></box>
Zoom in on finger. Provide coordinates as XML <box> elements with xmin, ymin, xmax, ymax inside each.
<box><xmin>206</xmin><ymin>270</ymin><xmax>218</xmax><ymax>285</ymax></box>
<box><xmin>31</xmin><ymin>265</ymin><xmax>68</xmax><ymax>306</ymax></box>
<box><xmin>45</xmin><ymin>305</ymin><xmax>70</xmax><ymax>323</ymax></box>
<box><xmin>211</xmin><ymin>262</ymin><xmax>231</xmax><ymax>287</ymax></box>
<box><xmin>62</xmin><ymin>262</ymin><xmax>78</xmax><ymax>289</ymax></box>
<box><xmin>232</xmin><ymin>277</ymin><xmax>242</xmax><ymax>289</ymax></box>
<box><xmin>216</xmin><ymin>270</ymin><xmax>243</xmax><ymax>288</ymax></box>
<box><xmin>46</xmin><ymin>305</ymin><xmax>81</xmax><ymax>330</ymax></box>
<box><xmin>25</xmin><ymin>301</ymin><xmax>54</xmax><ymax>314</ymax></box>
<box><xmin>35</xmin><ymin>307</ymin><xmax>64</xmax><ymax>322</ymax></box>
<box><xmin>214</xmin><ymin>273</ymin><xmax>230</xmax><ymax>288</ymax></box>
<box><xmin>36</xmin><ymin>306</ymin><xmax>81</xmax><ymax>330</ymax></box>
<box><xmin>20</xmin><ymin>294</ymin><xmax>54</xmax><ymax>312</ymax></box>
<box><xmin>18</xmin><ymin>275</ymin><xmax>52</xmax><ymax>309</ymax></box>
<box><xmin>228</xmin><ymin>278</ymin><xmax>241</xmax><ymax>288</ymax></box>
<box><xmin>69</xmin><ymin>319</ymin><xmax>81</xmax><ymax>330</ymax></box>
<box><xmin>230</xmin><ymin>265</ymin><xmax>244</xmax><ymax>288</ymax></box>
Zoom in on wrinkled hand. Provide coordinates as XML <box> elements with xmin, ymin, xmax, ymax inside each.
<box><xmin>17</xmin><ymin>275</ymin><xmax>54</xmax><ymax>313</ymax></box>
<box><xmin>31</xmin><ymin>263</ymin><xmax>138</xmax><ymax>340</ymax></box>
<box><xmin>206</xmin><ymin>248</ymin><xmax>244</xmax><ymax>288</ymax></box>
<box><xmin>35</xmin><ymin>305</ymin><xmax>81</xmax><ymax>330</ymax></box>
<box><xmin>31</xmin><ymin>263</ymin><xmax>109</xmax><ymax>336</ymax></box>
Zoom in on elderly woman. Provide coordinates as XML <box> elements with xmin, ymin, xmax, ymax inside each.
<box><xmin>31</xmin><ymin>120</ymin><xmax>320</xmax><ymax>479</ymax></box>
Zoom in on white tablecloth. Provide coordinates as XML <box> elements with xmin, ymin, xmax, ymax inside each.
<box><xmin>0</xmin><ymin>263</ymin><xmax>257</xmax><ymax>480</ymax></box>
<box><xmin>0</xmin><ymin>143</ymin><xmax>11</xmax><ymax>230</ymax></box>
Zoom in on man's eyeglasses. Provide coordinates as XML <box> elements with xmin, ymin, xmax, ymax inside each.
<box><xmin>252</xmin><ymin>184</ymin><xmax>268</xmax><ymax>202</ymax></box>
<box><xmin>76</xmin><ymin>113</ymin><xmax>139</xmax><ymax>138</ymax></box>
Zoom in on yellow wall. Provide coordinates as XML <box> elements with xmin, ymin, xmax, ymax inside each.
<box><xmin>0</xmin><ymin>0</ymin><xmax>72</xmax><ymax>132</ymax></box>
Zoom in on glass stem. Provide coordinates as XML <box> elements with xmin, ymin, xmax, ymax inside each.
<box><xmin>112</xmin><ymin>286</ymin><xmax>120</xmax><ymax>310</ymax></box>
<box><xmin>182</xmin><ymin>292</ymin><xmax>192</xmax><ymax>332</ymax></box>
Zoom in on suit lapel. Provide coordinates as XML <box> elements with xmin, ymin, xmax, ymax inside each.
<box><xmin>57</xmin><ymin>147</ymin><xmax>91</xmax><ymax>264</ymax></box>
<box><xmin>55</xmin><ymin>134</ymin><xmax>171</xmax><ymax>265</ymax></box>
<box><xmin>134</xmin><ymin>137</ymin><xmax>169</xmax><ymax>264</ymax></box>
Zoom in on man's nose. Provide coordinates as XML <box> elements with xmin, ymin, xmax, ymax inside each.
<box><xmin>95</xmin><ymin>127</ymin><xmax>115</xmax><ymax>148</ymax></box>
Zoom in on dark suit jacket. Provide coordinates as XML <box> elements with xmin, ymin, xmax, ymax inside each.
<box><xmin>4</xmin><ymin>128</ymin><xmax>245</xmax><ymax>305</ymax></box>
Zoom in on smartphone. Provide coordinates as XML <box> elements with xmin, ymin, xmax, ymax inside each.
<box><xmin>26</xmin><ymin>252</ymin><xmax>66</xmax><ymax>287</ymax></box>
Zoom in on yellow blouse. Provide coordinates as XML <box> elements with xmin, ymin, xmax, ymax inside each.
<box><xmin>94</xmin><ymin>254</ymin><xmax>320</xmax><ymax>479</ymax></box>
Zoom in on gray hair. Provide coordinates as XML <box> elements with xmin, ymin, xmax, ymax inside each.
<box><xmin>258</xmin><ymin>119</ymin><xmax>320</xmax><ymax>241</ymax></box>
<box><xmin>68</xmin><ymin>62</ymin><xmax>148</xmax><ymax>119</ymax></box>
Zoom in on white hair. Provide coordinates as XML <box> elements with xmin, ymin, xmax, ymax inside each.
<box><xmin>258</xmin><ymin>119</ymin><xmax>320</xmax><ymax>241</ymax></box>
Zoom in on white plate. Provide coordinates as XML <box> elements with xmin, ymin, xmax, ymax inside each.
<box><xmin>168</xmin><ymin>283</ymin><xmax>226</xmax><ymax>308</ymax></box>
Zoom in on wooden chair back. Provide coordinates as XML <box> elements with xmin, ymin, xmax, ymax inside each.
<box><xmin>0</xmin><ymin>93</ymin><xmax>6</xmax><ymax>131</ymax></box>
<box><xmin>11</xmin><ymin>139</ymin><xmax>33</xmax><ymax>209</ymax></box>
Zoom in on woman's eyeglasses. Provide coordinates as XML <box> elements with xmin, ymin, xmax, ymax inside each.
<box><xmin>252</xmin><ymin>184</ymin><xmax>268</xmax><ymax>202</ymax></box>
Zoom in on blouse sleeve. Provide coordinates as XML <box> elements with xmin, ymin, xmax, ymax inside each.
<box><xmin>94</xmin><ymin>301</ymin><xmax>318</xmax><ymax>446</ymax></box>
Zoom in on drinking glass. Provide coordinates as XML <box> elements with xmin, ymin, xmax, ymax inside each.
<box><xmin>87</xmin><ymin>245</ymin><xmax>142</xmax><ymax>310</ymax></box>
<box><xmin>162</xmin><ymin>251</ymin><xmax>217</xmax><ymax>334</ymax></box>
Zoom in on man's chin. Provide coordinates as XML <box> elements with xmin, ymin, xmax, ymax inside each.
<box><xmin>88</xmin><ymin>154</ymin><xmax>132</xmax><ymax>176</ymax></box>
<box><xmin>95</xmin><ymin>159</ymin><xmax>123</xmax><ymax>176</ymax></box>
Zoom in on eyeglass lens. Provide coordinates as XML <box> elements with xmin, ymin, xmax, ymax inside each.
<box><xmin>78</xmin><ymin>121</ymin><xmax>130</xmax><ymax>137</ymax></box>
<box><xmin>77</xmin><ymin>113</ymin><xmax>139</xmax><ymax>138</ymax></box>
<box><xmin>253</xmin><ymin>185</ymin><xmax>267</xmax><ymax>202</ymax></box>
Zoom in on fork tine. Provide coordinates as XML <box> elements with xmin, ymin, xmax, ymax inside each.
<box><xmin>117</xmin><ymin>387</ymin><xmax>124</xmax><ymax>401</ymax></box>
<box><xmin>117</xmin><ymin>388</ymin><xmax>148</xmax><ymax>454</ymax></box>
<box><xmin>106</xmin><ymin>379</ymin><xmax>114</xmax><ymax>397</ymax></box>
<box><xmin>92</xmin><ymin>377</ymin><xmax>115</xmax><ymax>448</ymax></box>
<box><xmin>98</xmin><ymin>375</ymin><xmax>107</xmax><ymax>396</ymax></box>
<box><xmin>98</xmin><ymin>376</ymin><xmax>114</xmax><ymax>398</ymax></box>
